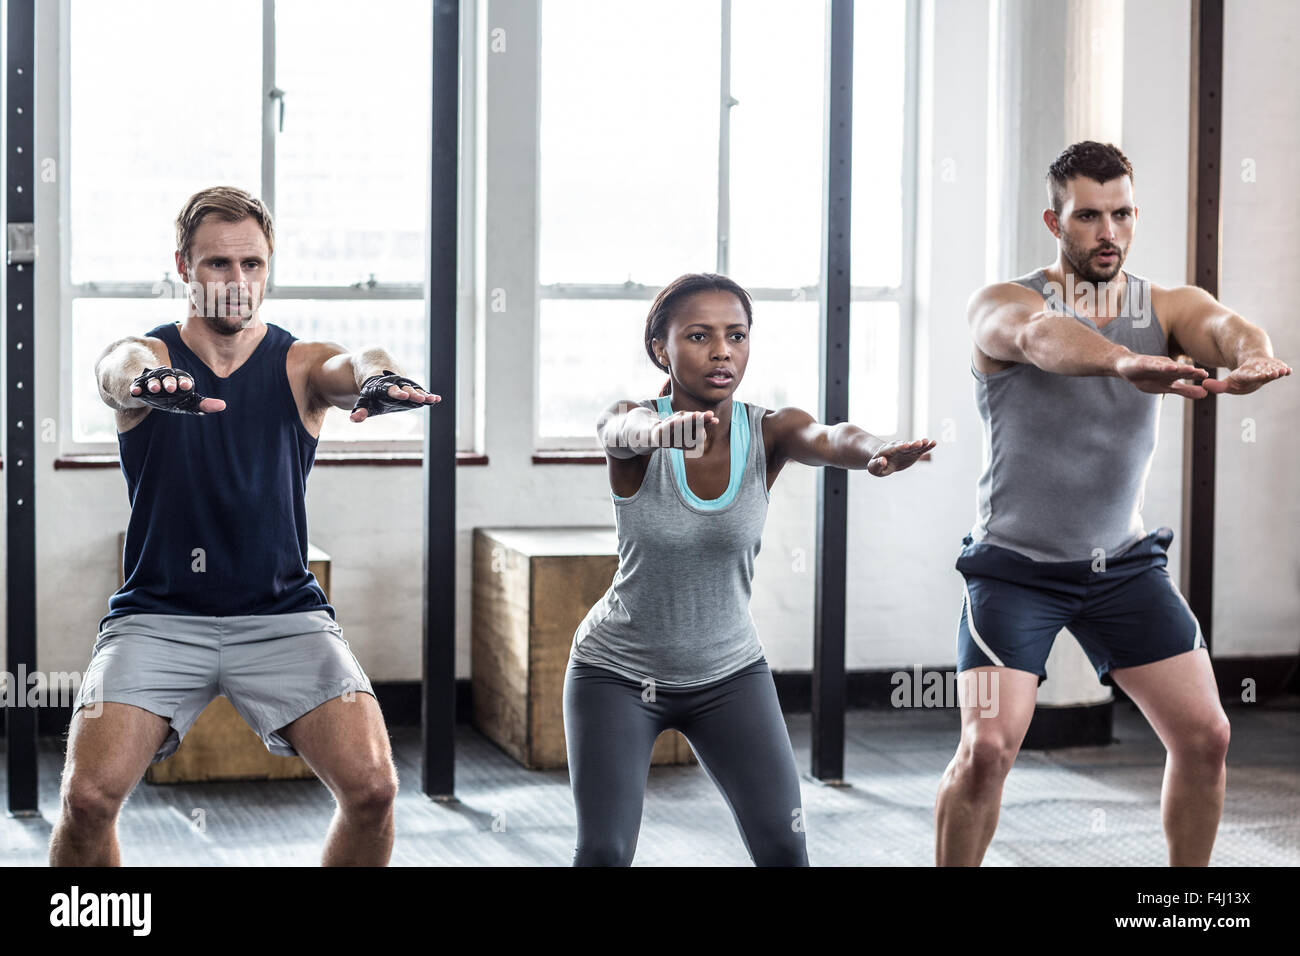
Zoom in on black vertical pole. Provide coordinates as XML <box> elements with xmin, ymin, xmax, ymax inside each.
<box><xmin>422</xmin><ymin>0</ymin><xmax>460</xmax><ymax>799</ymax></box>
<box><xmin>812</xmin><ymin>0</ymin><xmax>852</xmax><ymax>784</ymax></box>
<box><xmin>5</xmin><ymin>0</ymin><xmax>40</xmax><ymax>816</ymax></box>
<box><xmin>1182</xmin><ymin>0</ymin><xmax>1221</xmax><ymax>653</ymax></box>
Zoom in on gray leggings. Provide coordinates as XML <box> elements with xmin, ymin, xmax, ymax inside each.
<box><xmin>562</xmin><ymin>658</ymin><xmax>809</xmax><ymax>866</ymax></box>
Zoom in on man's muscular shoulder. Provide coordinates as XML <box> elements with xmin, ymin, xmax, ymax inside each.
<box><xmin>286</xmin><ymin>340</ymin><xmax>359</xmax><ymax>439</ymax></box>
<box><xmin>967</xmin><ymin>281</ymin><xmax>1041</xmax><ymax>373</ymax></box>
<box><xmin>968</xmin><ymin>280</ymin><xmax>1042</xmax><ymax>315</ymax></box>
<box><xmin>286</xmin><ymin>340</ymin><xmax>340</xmax><ymax>411</ymax></box>
<box><xmin>1147</xmin><ymin>282</ymin><xmax>1198</xmax><ymax>357</ymax></box>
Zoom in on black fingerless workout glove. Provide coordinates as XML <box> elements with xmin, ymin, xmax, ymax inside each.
<box><xmin>130</xmin><ymin>367</ymin><xmax>207</xmax><ymax>415</ymax></box>
<box><xmin>351</xmin><ymin>369</ymin><xmax>427</xmax><ymax>417</ymax></box>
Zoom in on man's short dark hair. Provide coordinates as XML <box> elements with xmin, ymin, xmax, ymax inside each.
<box><xmin>1046</xmin><ymin>141</ymin><xmax>1134</xmax><ymax>214</ymax></box>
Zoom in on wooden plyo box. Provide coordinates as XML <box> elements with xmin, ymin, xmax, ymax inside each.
<box><xmin>114</xmin><ymin>533</ymin><xmax>332</xmax><ymax>784</ymax></box>
<box><xmin>472</xmin><ymin>527</ymin><xmax>694</xmax><ymax>770</ymax></box>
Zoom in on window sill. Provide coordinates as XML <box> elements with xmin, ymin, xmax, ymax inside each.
<box><xmin>50</xmin><ymin>450</ymin><xmax>926</xmax><ymax>469</ymax></box>
<box><xmin>53</xmin><ymin>451</ymin><xmax>489</xmax><ymax>469</ymax></box>
<box><xmin>531</xmin><ymin>451</ymin><xmax>934</xmax><ymax>465</ymax></box>
<box><xmin>532</xmin><ymin>451</ymin><xmax>607</xmax><ymax>465</ymax></box>
<box><xmin>315</xmin><ymin>451</ymin><xmax>489</xmax><ymax>467</ymax></box>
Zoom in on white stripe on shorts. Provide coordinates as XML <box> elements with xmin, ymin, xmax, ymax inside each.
<box><xmin>963</xmin><ymin>580</ymin><xmax>1006</xmax><ymax>668</ymax></box>
<box><xmin>1173</xmin><ymin>586</ymin><xmax>1206</xmax><ymax>649</ymax></box>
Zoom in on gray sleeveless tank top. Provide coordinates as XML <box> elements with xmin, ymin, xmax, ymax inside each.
<box><xmin>969</xmin><ymin>268</ymin><xmax>1168</xmax><ymax>562</ymax></box>
<box><xmin>570</xmin><ymin>394</ymin><xmax>770</xmax><ymax>686</ymax></box>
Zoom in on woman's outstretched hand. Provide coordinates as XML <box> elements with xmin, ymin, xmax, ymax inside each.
<box><xmin>649</xmin><ymin>409</ymin><xmax>719</xmax><ymax>452</ymax></box>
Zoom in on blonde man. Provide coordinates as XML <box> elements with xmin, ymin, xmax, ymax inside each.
<box><xmin>51</xmin><ymin>186</ymin><xmax>439</xmax><ymax>866</ymax></box>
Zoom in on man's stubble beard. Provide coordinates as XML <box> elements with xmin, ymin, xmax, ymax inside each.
<box><xmin>199</xmin><ymin>310</ymin><xmax>256</xmax><ymax>336</ymax></box>
<box><xmin>1061</xmin><ymin>230</ymin><xmax>1126</xmax><ymax>284</ymax></box>
<box><xmin>188</xmin><ymin>279</ymin><xmax>261</xmax><ymax>334</ymax></box>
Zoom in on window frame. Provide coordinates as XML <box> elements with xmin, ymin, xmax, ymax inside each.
<box><xmin>57</xmin><ymin>0</ymin><xmax>479</xmax><ymax>457</ymax></box>
<box><xmin>532</xmin><ymin>0</ymin><xmax>921</xmax><ymax>451</ymax></box>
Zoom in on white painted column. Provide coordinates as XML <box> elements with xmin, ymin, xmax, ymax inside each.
<box><xmin>990</xmin><ymin>0</ymin><xmax>1128</xmax><ymax>714</ymax></box>
<box><xmin>481</xmin><ymin>0</ymin><xmax>540</xmax><ymax>466</ymax></box>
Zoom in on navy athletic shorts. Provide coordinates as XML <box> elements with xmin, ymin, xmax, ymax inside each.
<box><xmin>954</xmin><ymin>526</ymin><xmax>1205</xmax><ymax>685</ymax></box>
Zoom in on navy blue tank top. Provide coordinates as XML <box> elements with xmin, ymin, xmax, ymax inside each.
<box><xmin>104</xmin><ymin>321</ymin><xmax>333</xmax><ymax>624</ymax></box>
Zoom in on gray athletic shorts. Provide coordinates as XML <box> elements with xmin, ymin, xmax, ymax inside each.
<box><xmin>73</xmin><ymin>610</ymin><xmax>375</xmax><ymax>762</ymax></box>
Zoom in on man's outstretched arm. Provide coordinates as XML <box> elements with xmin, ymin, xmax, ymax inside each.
<box><xmin>304</xmin><ymin>342</ymin><xmax>442</xmax><ymax>421</ymax></box>
<box><xmin>1160</xmin><ymin>285</ymin><xmax>1292</xmax><ymax>394</ymax></box>
<box><xmin>94</xmin><ymin>336</ymin><xmax>226</xmax><ymax>414</ymax></box>
<box><xmin>968</xmin><ymin>282</ymin><xmax>1211</xmax><ymax>399</ymax></box>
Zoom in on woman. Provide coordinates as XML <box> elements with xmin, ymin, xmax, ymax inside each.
<box><xmin>564</xmin><ymin>273</ymin><xmax>934</xmax><ymax>866</ymax></box>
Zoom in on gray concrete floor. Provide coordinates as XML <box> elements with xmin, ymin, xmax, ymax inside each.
<box><xmin>3</xmin><ymin>700</ymin><xmax>1297</xmax><ymax>866</ymax></box>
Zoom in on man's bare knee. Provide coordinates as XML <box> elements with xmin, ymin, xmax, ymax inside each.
<box><xmin>335</xmin><ymin>763</ymin><xmax>398</xmax><ymax>817</ymax></box>
<box><xmin>60</xmin><ymin>775</ymin><xmax>128</xmax><ymax>831</ymax></box>
<box><xmin>956</xmin><ymin>733</ymin><xmax>1019</xmax><ymax>790</ymax></box>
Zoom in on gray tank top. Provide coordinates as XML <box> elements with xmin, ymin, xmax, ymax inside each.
<box><xmin>570</xmin><ymin>395</ymin><xmax>770</xmax><ymax>687</ymax></box>
<box><xmin>969</xmin><ymin>268</ymin><xmax>1167</xmax><ymax>562</ymax></box>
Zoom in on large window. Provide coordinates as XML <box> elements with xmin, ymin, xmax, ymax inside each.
<box><xmin>537</xmin><ymin>0</ymin><xmax>917</xmax><ymax>446</ymax></box>
<box><xmin>64</xmin><ymin>0</ymin><xmax>463</xmax><ymax>453</ymax></box>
